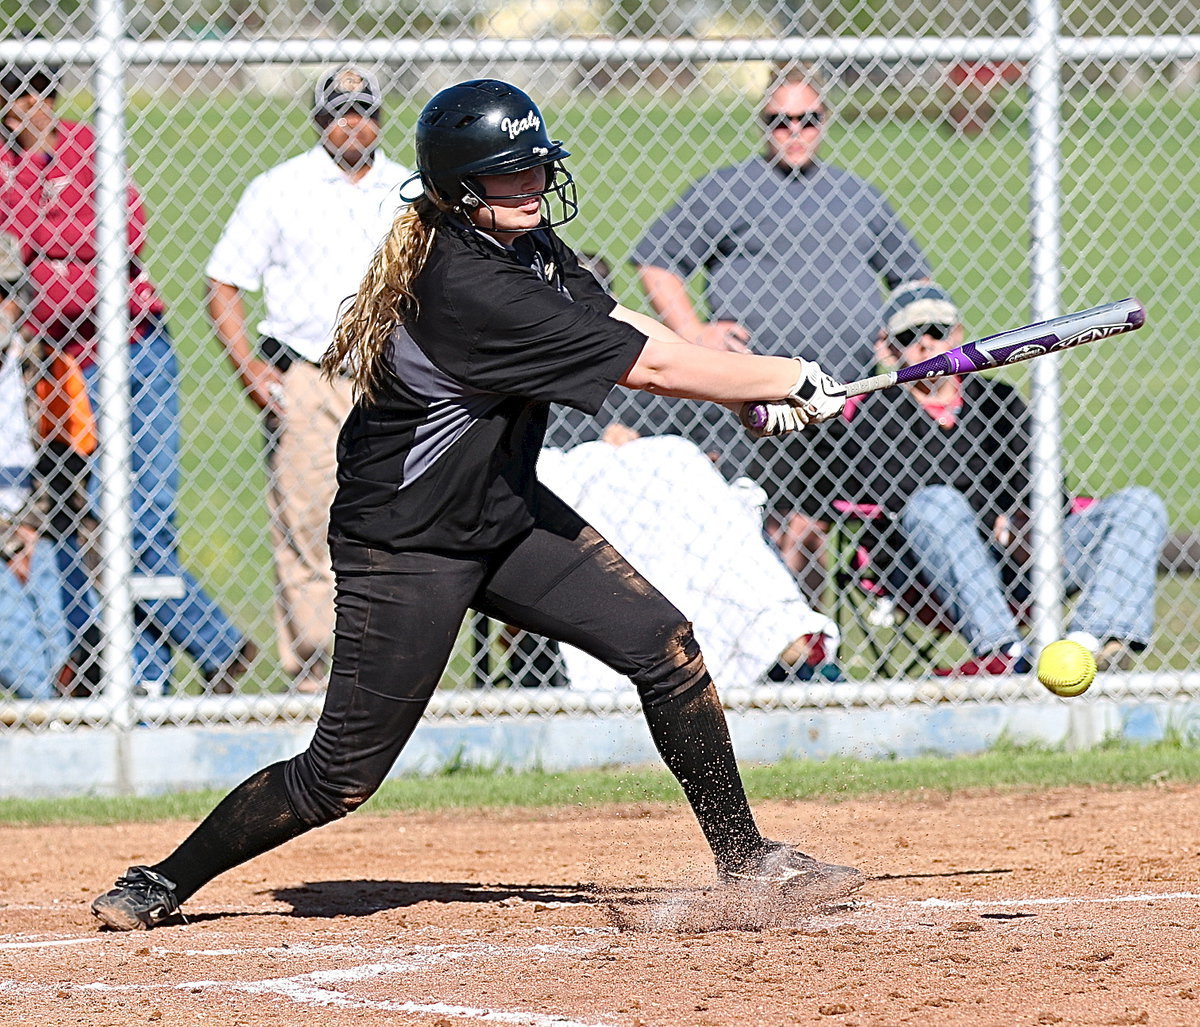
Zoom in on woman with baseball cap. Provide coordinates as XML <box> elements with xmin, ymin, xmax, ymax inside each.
<box><xmin>92</xmin><ymin>79</ymin><xmax>858</xmax><ymax>930</ymax></box>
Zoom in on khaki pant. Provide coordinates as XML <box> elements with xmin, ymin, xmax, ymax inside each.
<box><xmin>266</xmin><ymin>361</ymin><xmax>353</xmax><ymax>680</ymax></box>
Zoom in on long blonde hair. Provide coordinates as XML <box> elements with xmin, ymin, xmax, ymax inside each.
<box><xmin>322</xmin><ymin>196</ymin><xmax>445</xmax><ymax>401</ymax></box>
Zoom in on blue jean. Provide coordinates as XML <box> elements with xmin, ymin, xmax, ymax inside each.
<box><xmin>56</xmin><ymin>320</ymin><xmax>246</xmax><ymax>689</ymax></box>
<box><xmin>898</xmin><ymin>484</ymin><xmax>1166</xmax><ymax>655</ymax></box>
<box><xmin>0</xmin><ymin>539</ymin><xmax>70</xmax><ymax>699</ymax></box>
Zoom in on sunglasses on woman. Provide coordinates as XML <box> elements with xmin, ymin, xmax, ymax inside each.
<box><xmin>893</xmin><ymin>323</ymin><xmax>953</xmax><ymax>348</ymax></box>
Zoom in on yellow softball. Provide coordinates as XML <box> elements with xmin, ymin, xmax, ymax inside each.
<box><xmin>1037</xmin><ymin>640</ymin><xmax>1097</xmax><ymax>697</ymax></box>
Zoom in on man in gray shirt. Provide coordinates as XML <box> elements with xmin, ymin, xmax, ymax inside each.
<box><xmin>631</xmin><ymin>67</ymin><xmax>931</xmax><ymax>600</ymax></box>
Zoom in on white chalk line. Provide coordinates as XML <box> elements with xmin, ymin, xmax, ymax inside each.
<box><xmin>0</xmin><ymin>939</ymin><xmax>623</xmax><ymax>1027</ymax></box>
<box><xmin>809</xmin><ymin>890</ymin><xmax>1200</xmax><ymax>932</ymax></box>
<box><xmin>0</xmin><ymin>937</ymin><xmax>98</xmax><ymax>950</ymax></box>
<box><xmin>907</xmin><ymin>891</ymin><xmax>1200</xmax><ymax>910</ymax></box>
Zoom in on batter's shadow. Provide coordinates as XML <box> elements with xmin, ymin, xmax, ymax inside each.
<box><xmin>265</xmin><ymin>879</ymin><xmax>672</xmax><ymax>918</ymax></box>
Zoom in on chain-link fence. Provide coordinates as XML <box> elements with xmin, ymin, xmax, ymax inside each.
<box><xmin>1</xmin><ymin>0</ymin><xmax>1197</xmax><ymax>736</ymax></box>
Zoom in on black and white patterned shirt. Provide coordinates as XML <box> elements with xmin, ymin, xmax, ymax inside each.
<box><xmin>330</xmin><ymin>221</ymin><xmax>647</xmax><ymax>551</ymax></box>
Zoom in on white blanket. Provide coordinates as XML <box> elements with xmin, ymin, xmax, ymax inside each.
<box><xmin>0</xmin><ymin>340</ymin><xmax>34</xmax><ymax>517</ymax></box>
<box><xmin>537</xmin><ymin>435</ymin><xmax>837</xmax><ymax>691</ymax></box>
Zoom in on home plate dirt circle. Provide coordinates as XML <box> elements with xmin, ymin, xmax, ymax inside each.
<box><xmin>2</xmin><ymin>786</ymin><xmax>1198</xmax><ymax>1025</ymax></box>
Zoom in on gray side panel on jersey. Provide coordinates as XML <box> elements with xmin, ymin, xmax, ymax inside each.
<box><xmin>387</xmin><ymin>325</ymin><xmax>506</xmax><ymax>486</ymax></box>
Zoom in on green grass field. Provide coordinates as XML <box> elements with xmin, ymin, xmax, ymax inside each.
<box><xmin>49</xmin><ymin>84</ymin><xmax>1200</xmax><ymax>684</ymax></box>
<box><xmin>2</xmin><ymin>738</ymin><xmax>1198</xmax><ymax>825</ymax></box>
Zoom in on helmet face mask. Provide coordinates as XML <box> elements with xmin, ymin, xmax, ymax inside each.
<box><xmin>416</xmin><ymin>79</ymin><xmax>579</xmax><ymax>229</ymax></box>
<box><xmin>457</xmin><ymin>161</ymin><xmax>579</xmax><ymax>231</ymax></box>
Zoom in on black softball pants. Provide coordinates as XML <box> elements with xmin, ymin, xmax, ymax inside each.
<box><xmin>153</xmin><ymin>489</ymin><xmax>764</xmax><ymax>900</ymax></box>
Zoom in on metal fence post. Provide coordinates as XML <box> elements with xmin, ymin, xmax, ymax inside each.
<box><xmin>93</xmin><ymin>0</ymin><xmax>138</xmax><ymax>787</ymax></box>
<box><xmin>1027</xmin><ymin>0</ymin><xmax>1066</xmax><ymax>658</ymax></box>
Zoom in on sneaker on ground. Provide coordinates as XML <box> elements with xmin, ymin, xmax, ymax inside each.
<box><xmin>719</xmin><ymin>841</ymin><xmax>864</xmax><ymax>895</ymax></box>
<box><xmin>934</xmin><ymin>645</ymin><xmax>1032</xmax><ymax>677</ymax></box>
<box><xmin>91</xmin><ymin>866</ymin><xmax>182</xmax><ymax>931</ymax></box>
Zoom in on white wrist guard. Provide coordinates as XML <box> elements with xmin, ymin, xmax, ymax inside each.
<box><xmin>787</xmin><ymin>358</ymin><xmax>847</xmax><ymax>423</ymax></box>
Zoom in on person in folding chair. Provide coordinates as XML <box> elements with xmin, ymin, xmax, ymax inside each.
<box><xmin>821</xmin><ymin>281</ymin><xmax>1167</xmax><ymax>677</ymax></box>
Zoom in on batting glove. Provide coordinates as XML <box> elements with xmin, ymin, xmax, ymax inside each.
<box><xmin>787</xmin><ymin>358</ymin><xmax>847</xmax><ymax>423</ymax></box>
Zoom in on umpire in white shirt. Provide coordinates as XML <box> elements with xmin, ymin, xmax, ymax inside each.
<box><xmin>206</xmin><ymin>66</ymin><xmax>411</xmax><ymax>692</ymax></box>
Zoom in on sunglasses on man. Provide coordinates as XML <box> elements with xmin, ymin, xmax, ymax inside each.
<box><xmin>892</xmin><ymin>323</ymin><xmax>954</xmax><ymax>348</ymax></box>
<box><xmin>761</xmin><ymin>110</ymin><xmax>825</xmax><ymax>132</ymax></box>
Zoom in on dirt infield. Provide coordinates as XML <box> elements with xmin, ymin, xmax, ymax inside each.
<box><xmin>2</xmin><ymin>784</ymin><xmax>1199</xmax><ymax>1026</ymax></box>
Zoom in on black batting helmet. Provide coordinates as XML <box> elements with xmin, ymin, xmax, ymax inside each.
<box><xmin>415</xmin><ymin>79</ymin><xmax>577</xmax><ymax>227</ymax></box>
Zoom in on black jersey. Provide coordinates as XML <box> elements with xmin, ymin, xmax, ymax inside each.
<box><xmin>330</xmin><ymin>222</ymin><xmax>648</xmax><ymax>551</ymax></box>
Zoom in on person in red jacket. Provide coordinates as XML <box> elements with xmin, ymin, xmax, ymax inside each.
<box><xmin>1</xmin><ymin>63</ymin><xmax>256</xmax><ymax>693</ymax></box>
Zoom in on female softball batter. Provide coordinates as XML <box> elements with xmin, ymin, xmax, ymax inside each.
<box><xmin>92</xmin><ymin>79</ymin><xmax>858</xmax><ymax>930</ymax></box>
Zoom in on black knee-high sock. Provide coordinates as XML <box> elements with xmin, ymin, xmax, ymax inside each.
<box><xmin>641</xmin><ymin>679</ymin><xmax>765</xmax><ymax>870</ymax></box>
<box><xmin>152</xmin><ymin>761</ymin><xmax>310</xmax><ymax>902</ymax></box>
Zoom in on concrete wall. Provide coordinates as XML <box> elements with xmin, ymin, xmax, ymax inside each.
<box><xmin>1</xmin><ymin>697</ymin><xmax>1195</xmax><ymax>799</ymax></box>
